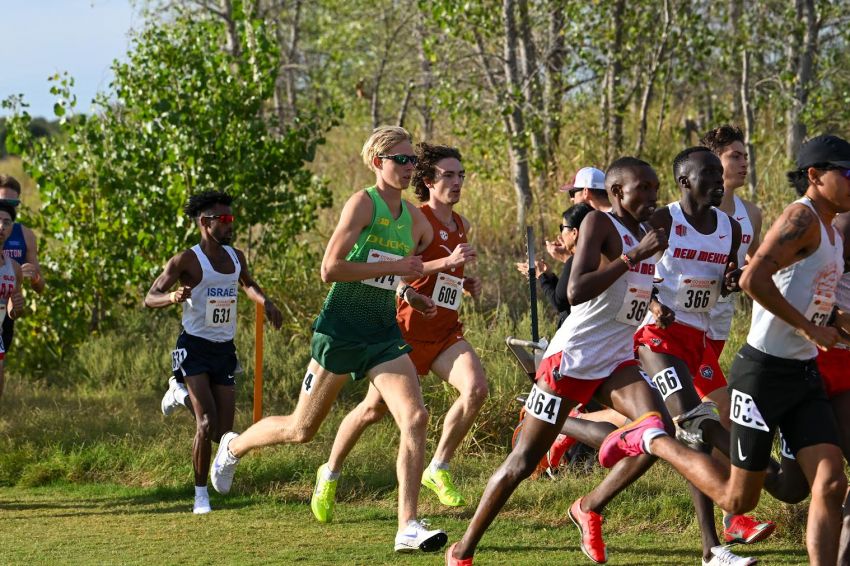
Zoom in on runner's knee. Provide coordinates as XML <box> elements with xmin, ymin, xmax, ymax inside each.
<box><xmin>359</xmin><ymin>401</ymin><xmax>388</xmax><ymax>426</ymax></box>
<box><xmin>461</xmin><ymin>378</ymin><xmax>489</xmax><ymax>409</ymax></box>
<box><xmin>811</xmin><ymin>467</ymin><xmax>847</xmax><ymax>505</ymax></box>
<box><xmin>725</xmin><ymin>490</ymin><xmax>760</xmax><ymax>515</ymax></box>
<box><xmin>504</xmin><ymin>449</ymin><xmax>538</xmax><ymax>481</ymax></box>
<box><xmin>196</xmin><ymin>413</ymin><xmax>216</xmax><ymax>442</ymax></box>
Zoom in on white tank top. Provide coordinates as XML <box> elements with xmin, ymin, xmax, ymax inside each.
<box><xmin>708</xmin><ymin>196</ymin><xmax>755</xmax><ymax>339</ymax></box>
<box><xmin>747</xmin><ymin>197</ymin><xmax>843</xmax><ymax>360</ymax></box>
<box><xmin>545</xmin><ymin>213</ymin><xmax>656</xmax><ymax>380</ymax></box>
<box><xmin>643</xmin><ymin>202</ymin><xmax>732</xmax><ymax>332</ymax></box>
<box><xmin>0</xmin><ymin>258</ymin><xmax>16</xmax><ymax>326</ymax></box>
<box><xmin>181</xmin><ymin>244</ymin><xmax>241</xmax><ymax>343</ymax></box>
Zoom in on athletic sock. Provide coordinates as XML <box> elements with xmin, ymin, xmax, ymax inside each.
<box><xmin>641</xmin><ymin>428</ymin><xmax>667</xmax><ymax>455</ymax></box>
<box><xmin>323</xmin><ymin>465</ymin><xmax>341</xmax><ymax>481</ymax></box>
<box><xmin>429</xmin><ymin>459</ymin><xmax>449</xmax><ymax>472</ymax></box>
<box><xmin>175</xmin><ymin>388</ymin><xmax>190</xmax><ymax>407</ymax></box>
<box><xmin>195</xmin><ymin>485</ymin><xmax>209</xmax><ymax>498</ymax></box>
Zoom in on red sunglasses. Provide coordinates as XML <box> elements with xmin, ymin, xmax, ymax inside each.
<box><xmin>203</xmin><ymin>214</ymin><xmax>235</xmax><ymax>224</ymax></box>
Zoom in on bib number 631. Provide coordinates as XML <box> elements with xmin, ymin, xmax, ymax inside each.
<box><xmin>524</xmin><ymin>384</ymin><xmax>562</xmax><ymax>425</ymax></box>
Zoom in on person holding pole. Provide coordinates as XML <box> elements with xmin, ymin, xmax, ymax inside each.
<box><xmin>210</xmin><ymin>126</ymin><xmax>449</xmax><ymax>553</ymax></box>
<box><xmin>145</xmin><ymin>190</ymin><xmax>282</xmax><ymax>515</ymax></box>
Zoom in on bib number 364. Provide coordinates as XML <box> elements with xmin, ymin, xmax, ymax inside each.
<box><xmin>524</xmin><ymin>384</ymin><xmax>562</xmax><ymax>425</ymax></box>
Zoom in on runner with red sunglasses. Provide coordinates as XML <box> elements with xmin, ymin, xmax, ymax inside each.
<box><xmin>145</xmin><ymin>190</ymin><xmax>283</xmax><ymax>514</ymax></box>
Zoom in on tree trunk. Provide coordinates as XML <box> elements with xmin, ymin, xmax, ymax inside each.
<box><xmin>415</xmin><ymin>10</ymin><xmax>434</xmax><ymax>140</ymax></box>
<box><xmin>397</xmin><ymin>81</ymin><xmax>415</xmax><ymax>128</ymax></box>
<box><xmin>635</xmin><ymin>0</ymin><xmax>671</xmax><ymax>157</ymax></box>
<box><xmin>518</xmin><ymin>0</ymin><xmax>547</xmax><ymax>192</ymax></box>
<box><xmin>606</xmin><ymin>0</ymin><xmax>626</xmax><ymax>162</ymax></box>
<box><xmin>729</xmin><ymin>0</ymin><xmax>743</xmax><ymax>118</ymax></box>
<box><xmin>503</xmin><ymin>0</ymin><xmax>533</xmax><ymax>231</ymax></box>
<box><xmin>785</xmin><ymin>0</ymin><xmax>818</xmax><ymax>160</ymax></box>
<box><xmin>741</xmin><ymin>49</ymin><xmax>758</xmax><ymax>199</ymax></box>
<box><xmin>543</xmin><ymin>2</ymin><xmax>565</xmax><ymax>161</ymax></box>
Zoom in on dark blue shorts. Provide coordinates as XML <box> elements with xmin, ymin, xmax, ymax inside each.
<box><xmin>172</xmin><ymin>331</ymin><xmax>237</xmax><ymax>386</ymax></box>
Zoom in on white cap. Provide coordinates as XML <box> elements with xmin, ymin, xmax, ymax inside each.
<box><xmin>560</xmin><ymin>166</ymin><xmax>605</xmax><ymax>193</ymax></box>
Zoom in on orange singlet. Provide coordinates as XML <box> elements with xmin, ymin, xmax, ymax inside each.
<box><xmin>397</xmin><ymin>205</ymin><xmax>467</xmax><ymax>374</ymax></box>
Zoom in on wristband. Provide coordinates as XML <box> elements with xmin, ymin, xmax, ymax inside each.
<box><xmin>620</xmin><ymin>253</ymin><xmax>634</xmax><ymax>269</ymax></box>
<box><xmin>169</xmin><ymin>291</ymin><xmax>178</xmax><ymax>304</ymax></box>
<box><xmin>396</xmin><ymin>284</ymin><xmax>413</xmax><ymax>302</ymax></box>
<box><xmin>828</xmin><ymin>306</ymin><xmax>839</xmax><ymax>327</ymax></box>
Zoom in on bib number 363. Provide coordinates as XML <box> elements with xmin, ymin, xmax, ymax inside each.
<box><xmin>525</xmin><ymin>384</ymin><xmax>562</xmax><ymax>425</ymax></box>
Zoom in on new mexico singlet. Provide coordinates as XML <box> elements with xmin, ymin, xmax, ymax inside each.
<box><xmin>644</xmin><ymin>202</ymin><xmax>731</xmax><ymax>332</ymax></box>
<box><xmin>181</xmin><ymin>244</ymin><xmax>241</xmax><ymax>343</ymax></box>
<box><xmin>708</xmin><ymin>196</ymin><xmax>755</xmax><ymax>340</ymax></box>
<box><xmin>397</xmin><ymin>205</ymin><xmax>466</xmax><ymax>341</ymax></box>
<box><xmin>313</xmin><ymin>186</ymin><xmax>415</xmax><ymax>342</ymax></box>
<box><xmin>544</xmin><ymin>213</ymin><xmax>656</xmax><ymax>379</ymax></box>
<box><xmin>747</xmin><ymin>197</ymin><xmax>843</xmax><ymax>360</ymax></box>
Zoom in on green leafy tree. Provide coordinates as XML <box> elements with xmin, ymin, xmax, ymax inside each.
<box><xmin>3</xmin><ymin>8</ymin><xmax>335</xmax><ymax>378</ymax></box>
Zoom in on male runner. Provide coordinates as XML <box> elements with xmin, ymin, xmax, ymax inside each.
<box><xmin>144</xmin><ymin>190</ymin><xmax>283</xmax><ymax>514</ymax></box>
<box><xmin>600</xmin><ymin>134</ymin><xmax>850</xmax><ymax>566</ymax></box>
<box><xmin>633</xmin><ymin>147</ymin><xmax>764</xmax><ymax>565</ymax></box>
<box><xmin>698</xmin><ymin>126</ymin><xmax>775</xmax><ymax>545</ymax></box>
<box><xmin>447</xmin><ymin>157</ymin><xmax>677</xmax><ymax>565</ymax></box>
<box><xmin>210</xmin><ymin>126</ymin><xmax>448</xmax><ymax>553</ymax></box>
<box><xmin>0</xmin><ymin>175</ymin><xmax>43</xmax><ymax>358</ymax></box>
<box><xmin>310</xmin><ymin>143</ymin><xmax>486</xmax><ymax>523</ymax></box>
<box><xmin>0</xmin><ymin>201</ymin><xmax>26</xmax><ymax>399</ymax></box>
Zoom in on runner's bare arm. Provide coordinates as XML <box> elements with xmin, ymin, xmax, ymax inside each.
<box><xmin>321</xmin><ymin>191</ymin><xmax>424</xmax><ymax>282</ymax></box>
<box><xmin>741</xmin><ymin>203</ymin><xmax>837</xmax><ymax>349</ymax></box>
<box><xmin>7</xmin><ymin>261</ymin><xmax>25</xmax><ymax>319</ymax></box>
<box><xmin>21</xmin><ymin>225</ymin><xmax>44</xmax><ymax>293</ymax></box>
<box><xmin>145</xmin><ymin>252</ymin><xmax>193</xmax><ymax>308</ymax></box>
<box><xmin>235</xmin><ymin>249</ymin><xmax>283</xmax><ymax>330</ymax></box>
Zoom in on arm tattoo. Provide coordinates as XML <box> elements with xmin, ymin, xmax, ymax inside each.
<box><xmin>778</xmin><ymin>207</ymin><xmax>814</xmax><ymax>244</ymax></box>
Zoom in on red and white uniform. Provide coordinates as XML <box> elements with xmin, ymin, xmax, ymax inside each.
<box><xmin>535</xmin><ymin>214</ymin><xmax>653</xmax><ymax>404</ymax></box>
<box><xmin>635</xmin><ymin>202</ymin><xmax>732</xmax><ymax>397</ymax></box>
<box><xmin>396</xmin><ymin>205</ymin><xmax>466</xmax><ymax>375</ymax></box>
<box><xmin>699</xmin><ymin>196</ymin><xmax>755</xmax><ymax>384</ymax></box>
<box><xmin>0</xmin><ymin>257</ymin><xmax>16</xmax><ymax>357</ymax></box>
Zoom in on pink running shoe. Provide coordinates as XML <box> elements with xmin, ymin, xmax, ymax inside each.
<box><xmin>544</xmin><ymin>433</ymin><xmax>578</xmax><ymax>477</ymax></box>
<box><xmin>724</xmin><ymin>514</ymin><xmax>776</xmax><ymax>544</ymax></box>
<box><xmin>445</xmin><ymin>542</ymin><xmax>473</xmax><ymax>566</ymax></box>
<box><xmin>598</xmin><ymin>412</ymin><xmax>664</xmax><ymax>468</ymax></box>
<box><xmin>569</xmin><ymin>497</ymin><xmax>607</xmax><ymax>563</ymax></box>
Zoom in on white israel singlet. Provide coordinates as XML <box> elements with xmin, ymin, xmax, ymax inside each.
<box><xmin>708</xmin><ymin>196</ymin><xmax>755</xmax><ymax>340</ymax></box>
<box><xmin>181</xmin><ymin>244</ymin><xmax>241</xmax><ymax>343</ymax></box>
<box><xmin>747</xmin><ymin>197</ymin><xmax>843</xmax><ymax>360</ymax></box>
<box><xmin>642</xmin><ymin>202</ymin><xmax>731</xmax><ymax>332</ymax></box>
<box><xmin>543</xmin><ymin>213</ymin><xmax>655</xmax><ymax>379</ymax></box>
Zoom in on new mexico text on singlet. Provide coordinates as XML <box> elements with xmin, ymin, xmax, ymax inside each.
<box><xmin>313</xmin><ymin>186</ymin><xmax>415</xmax><ymax>343</ymax></box>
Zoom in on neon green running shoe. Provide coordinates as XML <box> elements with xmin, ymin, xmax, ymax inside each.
<box><xmin>421</xmin><ymin>467</ymin><xmax>465</xmax><ymax>507</ymax></box>
<box><xmin>311</xmin><ymin>464</ymin><xmax>339</xmax><ymax>523</ymax></box>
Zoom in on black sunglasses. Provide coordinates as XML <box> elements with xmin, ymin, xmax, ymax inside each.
<box><xmin>379</xmin><ymin>154</ymin><xmax>418</xmax><ymax>166</ymax></box>
<box><xmin>559</xmin><ymin>224</ymin><xmax>575</xmax><ymax>231</ymax></box>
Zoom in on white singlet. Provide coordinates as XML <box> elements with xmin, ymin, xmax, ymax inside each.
<box><xmin>542</xmin><ymin>213</ymin><xmax>656</xmax><ymax>380</ymax></box>
<box><xmin>747</xmin><ymin>197</ymin><xmax>843</xmax><ymax>360</ymax></box>
<box><xmin>0</xmin><ymin>257</ymin><xmax>16</xmax><ymax>327</ymax></box>
<box><xmin>708</xmin><ymin>195</ymin><xmax>755</xmax><ymax>340</ymax></box>
<box><xmin>642</xmin><ymin>202</ymin><xmax>731</xmax><ymax>332</ymax></box>
<box><xmin>181</xmin><ymin>244</ymin><xmax>241</xmax><ymax>343</ymax></box>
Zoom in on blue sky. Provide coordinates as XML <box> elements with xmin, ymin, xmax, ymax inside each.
<box><xmin>1</xmin><ymin>0</ymin><xmax>140</xmax><ymax>118</ymax></box>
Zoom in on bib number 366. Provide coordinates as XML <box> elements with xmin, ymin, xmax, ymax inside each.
<box><xmin>525</xmin><ymin>384</ymin><xmax>562</xmax><ymax>425</ymax></box>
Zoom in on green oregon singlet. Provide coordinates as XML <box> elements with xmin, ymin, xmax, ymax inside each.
<box><xmin>312</xmin><ymin>186</ymin><xmax>415</xmax><ymax>343</ymax></box>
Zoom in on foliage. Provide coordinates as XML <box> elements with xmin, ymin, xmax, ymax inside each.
<box><xmin>2</xmin><ymin>7</ymin><xmax>336</xmax><ymax>376</ymax></box>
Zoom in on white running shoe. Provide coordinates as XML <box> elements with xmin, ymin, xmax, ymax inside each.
<box><xmin>193</xmin><ymin>492</ymin><xmax>211</xmax><ymax>514</ymax></box>
<box><xmin>702</xmin><ymin>544</ymin><xmax>758</xmax><ymax>566</ymax></box>
<box><xmin>393</xmin><ymin>519</ymin><xmax>448</xmax><ymax>553</ymax></box>
<box><xmin>211</xmin><ymin>432</ymin><xmax>240</xmax><ymax>494</ymax></box>
<box><xmin>161</xmin><ymin>377</ymin><xmax>188</xmax><ymax>416</ymax></box>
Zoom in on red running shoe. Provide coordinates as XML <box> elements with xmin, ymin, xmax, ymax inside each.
<box><xmin>598</xmin><ymin>411</ymin><xmax>664</xmax><ymax>468</ymax></box>
<box><xmin>724</xmin><ymin>514</ymin><xmax>777</xmax><ymax>544</ymax></box>
<box><xmin>445</xmin><ymin>542</ymin><xmax>473</xmax><ymax>565</ymax></box>
<box><xmin>569</xmin><ymin>497</ymin><xmax>607</xmax><ymax>564</ymax></box>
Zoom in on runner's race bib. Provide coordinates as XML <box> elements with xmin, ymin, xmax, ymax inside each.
<box><xmin>804</xmin><ymin>294</ymin><xmax>834</xmax><ymax>327</ymax></box>
<box><xmin>432</xmin><ymin>273</ymin><xmax>463</xmax><ymax>310</ymax></box>
<box><xmin>675</xmin><ymin>275</ymin><xmax>719</xmax><ymax>313</ymax></box>
<box><xmin>652</xmin><ymin>367</ymin><xmax>683</xmax><ymax>400</ymax></box>
<box><xmin>362</xmin><ymin>250</ymin><xmax>403</xmax><ymax>290</ymax></box>
<box><xmin>616</xmin><ymin>273</ymin><xmax>651</xmax><ymax>326</ymax></box>
<box><xmin>205</xmin><ymin>297</ymin><xmax>236</xmax><ymax>327</ymax></box>
<box><xmin>171</xmin><ymin>348</ymin><xmax>187</xmax><ymax>371</ymax></box>
<box><xmin>524</xmin><ymin>384</ymin><xmax>562</xmax><ymax>424</ymax></box>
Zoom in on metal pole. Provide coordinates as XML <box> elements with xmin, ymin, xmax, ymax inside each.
<box><xmin>526</xmin><ymin>226</ymin><xmax>539</xmax><ymax>343</ymax></box>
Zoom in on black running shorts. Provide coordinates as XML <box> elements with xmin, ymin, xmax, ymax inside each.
<box><xmin>172</xmin><ymin>331</ymin><xmax>238</xmax><ymax>386</ymax></box>
<box><xmin>727</xmin><ymin>343</ymin><xmax>839</xmax><ymax>471</ymax></box>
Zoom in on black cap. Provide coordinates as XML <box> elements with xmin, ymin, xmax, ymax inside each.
<box><xmin>796</xmin><ymin>135</ymin><xmax>850</xmax><ymax>170</ymax></box>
